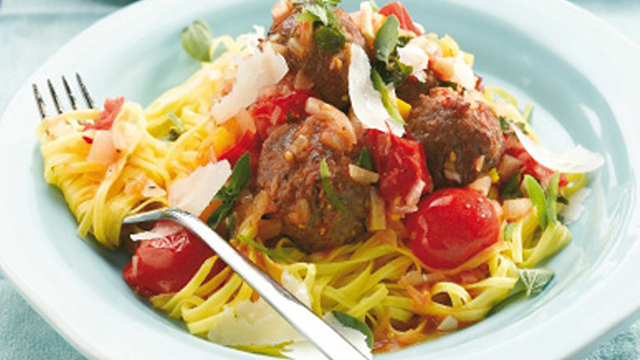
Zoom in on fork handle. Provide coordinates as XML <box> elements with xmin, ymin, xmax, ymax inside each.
<box><xmin>125</xmin><ymin>208</ymin><xmax>369</xmax><ymax>360</ymax></box>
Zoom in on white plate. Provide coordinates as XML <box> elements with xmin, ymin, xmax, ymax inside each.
<box><xmin>0</xmin><ymin>0</ymin><xmax>639</xmax><ymax>359</ymax></box>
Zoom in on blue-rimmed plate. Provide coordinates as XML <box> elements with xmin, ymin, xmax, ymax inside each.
<box><xmin>0</xmin><ymin>0</ymin><xmax>639</xmax><ymax>359</ymax></box>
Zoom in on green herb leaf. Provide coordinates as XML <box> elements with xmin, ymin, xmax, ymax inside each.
<box><xmin>368</xmin><ymin>0</ymin><xmax>380</xmax><ymax>12</ymax></box>
<box><xmin>518</xmin><ymin>268</ymin><xmax>555</xmax><ymax>297</ymax></box>
<box><xmin>523</xmin><ymin>175</ymin><xmax>547</xmax><ymax>229</ymax></box>
<box><xmin>503</xmin><ymin>222</ymin><xmax>516</xmax><ymax>242</ymax></box>
<box><xmin>373</xmin><ymin>57</ymin><xmax>412</xmax><ymax>86</ymax></box>
<box><xmin>181</xmin><ymin>20</ymin><xmax>214</xmax><ymax>62</ymax></box>
<box><xmin>371</xmin><ymin>69</ymin><xmax>406</xmax><ymax>126</ymax></box>
<box><xmin>305</xmin><ymin>3</ymin><xmax>329</xmax><ymax>25</ymax></box>
<box><xmin>374</xmin><ymin>15</ymin><xmax>399</xmax><ymax>64</ymax></box>
<box><xmin>207</xmin><ymin>153</ymin><xmax>252</xmax><ymax>229</ymax></box>
<box><xmin>488</xmin><ymin>267</ymin><xmax>555</xmax><ymax>316</ymax></box>
<box><xmin>501</xmin><ymin>170</ymin><xmax>522</xmax><ymax>200</ymax></box>
<box><xmin>162</xmin><ymin>111</ymin><xmax>186</xmax><ymax>141</ymax></box>
<box><xmin>331</xmin><ymin>311</ymin><xmax>374</xmax><ymax>349</ymax></box>
<box><xmin>320</xmin><ymin>158</ymin><xmax>347</xmax><ymax>213</ymax></box>
<box><xmin>545</xmin><ymin>172</ymin><xmax>561</xmax><ymax>227</ymax></box>
<box><xmin>357</xmin><ymin>147</ymin><xmax>374</xmax><ymax>171</ymax></box>
<box><xmin>313</xmin><ymin>25</ymin><xmax>346</xmax><ymax>52</ymax></box>
<box><xmin>238</xmin><ymin>234</ymin><xmax>291</xmax><ymax>261</ymax></box>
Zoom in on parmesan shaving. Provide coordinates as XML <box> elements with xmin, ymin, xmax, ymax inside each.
<box><xmin>212</xmin><ymin>43</ymin><xmax>288</xmax><ymax>123</ymax></box>
<box><xmin>348</xmin><ymin>44</ymin><xmax>405</xmax><ymax>136</ymax></box>
<box><xmin>513</xmin><ymin>126</ymin><xmax>604</xmax><ymax>173</ymax></box>
<box><xmin>168</xmin><ymin>160</ymin><xmax>232</xmax><ymax>216</ymax></box>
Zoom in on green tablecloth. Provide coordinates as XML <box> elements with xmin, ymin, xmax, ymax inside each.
<box><xmin>0</xmin><ymin>0</ymin><xmax>638</xmax><ymax>358</ymax></box>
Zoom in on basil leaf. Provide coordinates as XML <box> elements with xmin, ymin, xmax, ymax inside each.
<box><xmin>331</xmin><ymin>311</ymin><xmax>374</xmax><ymax>349</ymax></box>
<box><xmin>357</xmin><ymin>147</ymin><xmax>374</xmax><ymax>171</ymax></box>
<box><xmin>227</xmin><ymin>152</ymin><xmax>252</xmax><ymax>194</ymax></box>
<box><xmin>207</xmin><ymin>153</ymin><xmax>252</xmax><ymax>229</ymax></box>
<box><xmin>518</xmin><ymin>268</ymin><xmax>555</xmax><ymax>297</ymax></box>
<box><xmin>523</xmin><ymin>175</ymin><xmax>547</xmax><ymax>229</ymax></box>
<box><xmin>371</xmin><ymin>69</ymin><xmax>406</xmax><ymax>125</ymax></box>
<box><xmin>313</xmin><ymin>25</ymin><xmax>346</xmax><ymax>52</ymax></box>
<box><xmin>545</xmin><ymin>172</ymin><xmax>561</xmax><ymax>226</ymax></box>
<box><xmin>320</xmin><ymin>158</ymin><xmax>347</xmax><ymax>213</ymax></box>
<box><xmin>374</xmin><ymin>15</ymin><xmax>399</xmax><ymax>64</ymax></box>
<box><xmin>181</xmin><ymin>20</ymin><xmax>213</xmax><ymax>62</ymax></box>
<box><xmin>488</xmin><ymin>267</ymin><xmax>555</xmax><ymax>316</ymax></box>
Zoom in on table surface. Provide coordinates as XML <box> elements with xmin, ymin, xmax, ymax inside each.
<box><xmin>0</xmin><ymin>0</ymin><xmax>639</xmax><ymax>359</ymax></box>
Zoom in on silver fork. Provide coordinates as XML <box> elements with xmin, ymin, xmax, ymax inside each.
<box><xmin>32</xmin><ymin>73</ymin><xmax>95</xmax><ymax>119</ymax></box>
<box><xmin>34</xmin><ymin>78</ymin><xmax>370</xmax><ymax>360</ymax></box>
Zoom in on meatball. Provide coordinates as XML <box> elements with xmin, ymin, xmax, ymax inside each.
<box><xmin>269</xmin><ymin>8</ymin><xmax>366</xmax><ymax>109</ymax></box>
<box><xmin>407</xmin><ymin>87</ymin><xmax>503</xmax><ymax>188</ymax></box>
<box><xmin>395</xmin><ymin>68</ymin><xmax>440</xmax><ymax>105</ymax></box>
<box><xmin>257</xmin><ymin>105</ymin><xmax>370</xmax><ymax>252</ymax></box>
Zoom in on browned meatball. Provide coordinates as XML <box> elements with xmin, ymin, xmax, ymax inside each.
<box><xmin>269</xmin><ymin>8</ymin><xmax>366</xmax><ymax>109</ymax></box>
<box><xmin>407</xmin><ymin>87</ymin><xmax>503</xmax><ymax>188</ymax></box>
<box><xmin>395</xmin><ymin>68</ymin><xmax>440</xmax><ymax>105</ymax></box>
<box><xmin>257</xmin><ymin>108</ymin><xmax>370</xmax><ymax>252</ymax></box>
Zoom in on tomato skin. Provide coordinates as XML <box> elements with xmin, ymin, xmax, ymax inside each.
<box><xmin>218</xmin><ymin>129</ymin><xmax>260</xmax><ymax>168</ymax></box>
<box><xmin>405</xmin><ymin>188</ymin><xmax>499</xmax><ymax>270</ymax></box>
<box><xmin>84</xmin><ymin>97</ymin><xmax>125</xmax><ymax>131</ymax></box>
<box><xmin>379</xmin><ymin>2</ymin><xmax>422</xmax><ymax>35</ymax></box>
<box><xmin>249</xmin><ymin>89</ymin><xmax>315</xmax><ymax>140</ymax></box>
<box><xmin>365</xmin><ymin>129</ymin><xmax>433</xmax><ymax>213</ymax></box>
<box><xmin>123</xmin><ymin>222</ymin><xmax>220</xmax><ymax>297</ymax></box>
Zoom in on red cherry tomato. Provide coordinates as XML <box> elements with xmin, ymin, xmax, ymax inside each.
<box><xmin>218</xmin><ymin>129</ymin><xmax>260</xmax><ymax>168</ymax></box>
<box><xmin>405</xmin><ymin>188</ymin><xmax>499</xmax><ymax>270</ymax></box>
<box><xmin>365</xmin><ymin>129</ymin><xmax>433</xmax><ymax>213</ymax></box>
<box><xmin>379</xmin><ymin>2</ymin><xmax>422</xmax><ymax>35</ymax></box>
<box><xmin>123</xmin><ymin>222</ymin><xmax>221</xmax><ymax>297</ymax></box>
<box><xmin>249</xmin><ymin>89</ymin><xmax>315</xmax><ymax>140</ymax></box>
<box><xmin>84</xmin><ymin>97</ymin><xmax>125</xmax><ymax>131</ymax></box>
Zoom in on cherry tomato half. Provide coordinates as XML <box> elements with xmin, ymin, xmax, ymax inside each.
<box><xmin>405</xmin><ymin>188</ymin><xmax>499</xmax><ymax>270</ymax></box>
<box><xmin>249</xmin><ymin>89</ymin><xmax>315</xmax><ymax>140</ymax></box>
<box><xmin>123</xmin><ymin>222</ymin><xmax>221</xmax><ymax>297</ymax></box>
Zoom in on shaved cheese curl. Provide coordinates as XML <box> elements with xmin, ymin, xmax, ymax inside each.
<box><xmin>348</xmin><ymin>44</ymin><xmax>404</xmax><ymax>137</ymax></box>
<box><xmin>513</xmin><ymin>126</ymin><xmax>604</xmax><ymax>173</ymax></box>
<box><xmin>212</xmin><ymin>44</ymin><xmax>288</xmax><ymax>123</ymax></box>
<box><xmin>168</xmin><ymin>160</ymin><xmax>232</xmax><ymax>216</ymax></box>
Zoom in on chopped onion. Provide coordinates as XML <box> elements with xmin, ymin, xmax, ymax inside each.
<box><xmin>368</xmin><ymin>187</ymin><xmax>386</xmax><ymax>231</ymax></box>
<box><xmin>437</xmin><ymin>315</ymin><xmax>459</xmax><ymax>332</ymax></box>
<box><xmin>502</xmin><ymin>198</ymin><xmax>533</xmax><ymax>221</ymax></box>
<box><xmin>130</xmin><ymin>220</ymin><xmax>182</xmax><ymax>241</ymax></box>
<box><xmin>87</xmin><ymin>130</ymin><xmax>117</xmax><ymax>165</ymax></box>
<box><xmin>212</xmin><ymin>44</ymin><xmax>288</xmax><ymax>124</ymax></box>
<box><xmin>348</xmin><ymin>164</ymin><xmax>379</xmax><ymax>183</ymax></box>
<box><xmin>468</xmin><ymin>175</ymin><xmax>491</xmax><ymax>196</ymax></box>
<box><xmin>348</xmin><ymin>44</ymin><xmax>405</xmax><ymax>137</ymax></box>
<box><xmin>397</xmin><ymin>44</ymin><xmax>429</xmax><ymax>82</ymax></box>
<box><xmin>168</xmin><ymin>160</ymin><xmax>232</xmax><ymax>216</ymax></box>
<box><xmin>513</xmin><ymin>126</ymin><xmax>604</xmax><ymax>173</ymax></box>
<box><xmin>141</xmin><ymin>179</ymin><xmax>166</xmax><ymax>198</ymax></box>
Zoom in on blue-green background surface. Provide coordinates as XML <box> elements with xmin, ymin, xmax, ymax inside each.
<box><xmin>0</xmin><ymin>0</ymin><xmax>638</xmax><ymax>359</ymax></box>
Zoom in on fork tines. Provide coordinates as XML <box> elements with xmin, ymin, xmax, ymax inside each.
<box><xmin>33</xmin><ymin>73</ymin><xmax>95</xmax><ymax>120</ymax></box>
